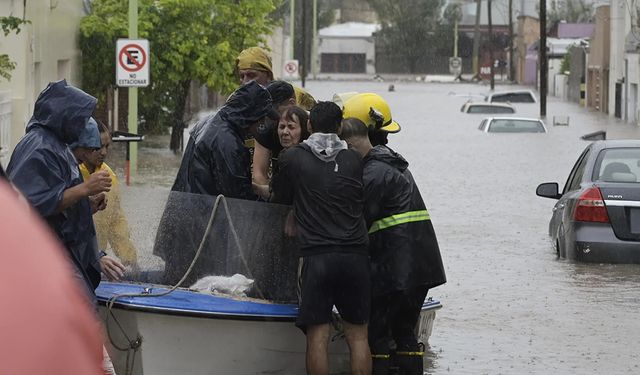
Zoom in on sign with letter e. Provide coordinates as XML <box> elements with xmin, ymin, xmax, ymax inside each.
<box><xmin>116</xmin><ymin>39</ymin><xmax>150</xmax><ymax>87</ymax></box>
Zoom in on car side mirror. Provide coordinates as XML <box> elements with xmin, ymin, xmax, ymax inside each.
<box><xmin>536</xmin><ymin>182</ymin><xmax>561</xmax><ymax>199</ymax></box>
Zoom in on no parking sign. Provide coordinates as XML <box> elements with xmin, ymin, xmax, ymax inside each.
<box><xmin>116</xmin><ymin>39</ymin><xmax>150</xmax><ymax>87</ymax></box>
<box><xmin>282</xmin><ymin>59</ymin><xmax>299</xmax><ymax>79</ymax></box>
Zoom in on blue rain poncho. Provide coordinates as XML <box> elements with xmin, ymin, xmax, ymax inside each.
<box><xmin>6</xmin><ymin>80</ymin><xmax>102</xmax><ymax>297</ymax></box>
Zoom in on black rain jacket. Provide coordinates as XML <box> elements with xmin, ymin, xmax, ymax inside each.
<box><xmin>363</xmin><ymin>145</ymin><xmax>446</xmax><ymax>296</ymax></box>
<box><xmin>171</xmin><ymin>81</ymin><xmax>273</xmax><ymax>199</ymax></box>
<box><xmin>6</xmin><ymin>80</ymin><xmax>101</xmax><ymax>297</ymax></box>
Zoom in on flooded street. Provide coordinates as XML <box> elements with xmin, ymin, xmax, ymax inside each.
<box><xmin>110</xmin><ymin>81</ymin><xmax>640</xmax><ymax>374</ymax></box>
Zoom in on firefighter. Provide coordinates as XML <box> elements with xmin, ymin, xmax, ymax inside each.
<box><xmin>341</xmin><ymin>94</ymin><xmax>447</xmax><ymax>375</ymax></box>
<box><xmin>341</xmin><ymin>92</ymin><xmax>401</xmax><ymax>146</ymax></box>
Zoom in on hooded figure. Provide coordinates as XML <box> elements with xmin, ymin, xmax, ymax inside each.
<box><xmin>157</xmin><ymin>81</ymin><xmax>277</xmax><ymax>284</ymax></box>
<box><xmin>171</xmin><ymin>80</ymin><xmax>278</xmax><ymax>198</ymax></box>
<box><xmin>6</xmin><ymin>80</ymin><xmax>103</xmax><ymax>298</ymax></box>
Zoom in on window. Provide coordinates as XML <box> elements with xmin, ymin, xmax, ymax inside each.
<box><xmin>487</xmin><ymin>119</ymin><xmax>545</xmax><ymax>133</ymax></box>
<box><xmin>490</xmin><ymin>92</ymin><xmax>535</xmax><ymax>103</ymax></box>
<box><xmin>593</xmin><ymin>148</ymin><xmax>640</xmax><ymax>183</ymax></box>
<box><xmin>320</xmin><ymin>53</ymin><xmax>366</xmax><ymax>73</ymax></box>
<box><xmin>564</xmin><ymin>148</ymin><xmax>591</xmax><ymax>194</ymax></box>
<box><xmin>468</xmin><ymin>105</ymin><xmax>515</xmax><ymax>114</ymax></box>
<box><xmin>57</xmin><ymin>59</ymin><xmax>70</xmax><ymax>81</ymax></box>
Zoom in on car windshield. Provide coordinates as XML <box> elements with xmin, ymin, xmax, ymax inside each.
<box><xmin>594</xmin><ymin>148</ymin><xmax>640</xmax><ymax>183</ymax></box>
<box><xmin>468</xmin><ymin>105</ymin><xmax>515</xmax><ymax>114</ymax></box>
<box><xmin>488</xmin><ymin>119</ymin><xmax>545</xmax><ymax>133</ymax></box>
<box><xmin>490</xmin><ymin>92</ymin><xmax>535</xmax><ymax>103</ymax></box>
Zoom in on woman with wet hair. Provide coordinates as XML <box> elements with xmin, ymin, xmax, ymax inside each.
<box><xmin>253</xmin><ymin>105</ymin><xmax>309</xmax><ymax>200</ymax></box>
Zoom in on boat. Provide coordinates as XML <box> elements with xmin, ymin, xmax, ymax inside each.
<box><xmin>98</xmin><ymin>193</ymin><xmax>443</xmax><ymax>374</ymax></box>
<box><xmin>97</xmin><ymin>282</ymin><xmax>442</xmax><ymax>375</ymax></box>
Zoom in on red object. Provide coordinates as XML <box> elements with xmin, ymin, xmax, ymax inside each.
<box><xmin>0</xmin><ymin>181</ymin><xmax>104</xmax><ymax>375</ymax></box>
<box><xmin>125</xmin><ymin>159</ymin><xmax>130</xmax><ymax>186</ymax></box>
<box><xmin>575</xmin><ymin>187</ymin><xmax>610</xmax><ymax>223</ymax></box>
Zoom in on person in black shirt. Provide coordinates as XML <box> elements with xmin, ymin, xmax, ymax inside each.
<box><xmin>271</xmin><ymin>102</ymin><xmax>371</xmax><ymax>375</ymax></box>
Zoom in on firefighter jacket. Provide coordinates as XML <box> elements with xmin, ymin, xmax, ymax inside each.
<box><xmin>363</xmin><ymin>145</ymin><xmax>446</xmax><ymax>296</ymax></box>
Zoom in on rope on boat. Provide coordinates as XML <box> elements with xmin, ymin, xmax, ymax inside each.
<box><xmin>105</xmin><ymin>194</ymin><xmax>264</xmax><ymax>375</ymax></box>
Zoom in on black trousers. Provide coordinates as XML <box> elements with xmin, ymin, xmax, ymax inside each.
<box><xmin>368</xmin><ymin>286</ymin><xmax>429</xmax><ymax>353</ymax></box>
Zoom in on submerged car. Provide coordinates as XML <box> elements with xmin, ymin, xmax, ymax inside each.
<box><xmin>536</xmin><ymin>140</ymin><xmax>640</xmax><ymax>263</ymax></box>
<box><xmin>478</xmin><ymin>117</ymin><xmax>547</xmax><ymax>133</ymax></box>
<box><xmin>485</xmin><ymin>90</ymin><xmax>537</xmax><ymax>103</ymax></box>
<box><xmin>460</xmin><ymin>101</ymin><xmax>515</xmax><ymax>114</ymax></box>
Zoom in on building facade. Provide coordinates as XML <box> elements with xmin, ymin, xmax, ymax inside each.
<box><xmin>0</xmin><ymin>0</ymin><xmax>87</xmax><ymax>166</ymax></box>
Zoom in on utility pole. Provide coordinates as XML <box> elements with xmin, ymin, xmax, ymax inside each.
<box><xmin>472</xmin><ymin>0</ymin><xmax>482</xmax><ymax>79</ymax></box>
<box><xmin>311</xmin><ymin>0</ymin><xmax>317</xmax><ymax>79</ymax></box>
<box><xmin>508</xmin><ymin>0</ymin><xmax>515</xmax><ymax>82</ymax></box>
<box><xmin>488</xmin><ymin>0</ymin><xmax>494</xmax><ymax>90</ymax></box>
<box><xmin>454</xmin><ymin>19</ymin><xmax>459</xmax><ymax>58</ymax></box>
<box><xmin>300</xmin><ymin>0</ymin><xmax>307</xmax><ymax>87</ymax></box>
<box><xmin>540</xmin><ymin>0</ymin><xmax>547</xmax><ymax>118</ymax></box>
<box><xmin>128</xmin><ymin>0</ymin><xmax>138</xmax><ymax>176</ymax></box>
<box><xmin>289</xmin><ymin>0</ymin><xmax>295</xmax><ymax>59</ymax></box>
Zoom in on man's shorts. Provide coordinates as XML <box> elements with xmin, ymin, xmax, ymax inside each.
<box><xmin>296</xmin><ymin>252</ymin><xmax>371</xmax><ymax>329</ymax></box>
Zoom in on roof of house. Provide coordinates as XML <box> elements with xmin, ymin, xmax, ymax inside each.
<box><xmin>318</xmin><ymin>22</ymin><xmax>380</xmax><ymax>38</ymax></box>
<box><xmin>555</xmin><ymin>23</ymin><xmax>595</xmax><ymax>39</ymax></box>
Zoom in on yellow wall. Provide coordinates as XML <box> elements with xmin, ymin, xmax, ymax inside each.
<box><xmin>0</xmin><ymin>0</ymin><xmax>85</xmax><ymax>162</ymax></box>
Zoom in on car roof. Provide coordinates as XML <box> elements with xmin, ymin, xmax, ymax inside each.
<box><xmin>591</xmin><ymin>139</ymin><xmax>640</xmax><ymax>148</ymax></box>
<box><xmin>487</xmin><ymin>89</ymin><xmax>536</xmax><ymax>96</ymax></box>
<box><xmin>465</xmin><ymin>102</ymin><xmax>514</xmax><ymax>108</ymax></box>
<box><xmin>484</xmin><ymin>116</ymin><xmax>543</xmax><ymax>122</ymax></box>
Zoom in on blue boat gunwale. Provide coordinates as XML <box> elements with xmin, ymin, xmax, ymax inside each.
<box><xmin>96</xmin><ymin>282</ymin><xmax>442</xmax><ymax>322</ymax></box>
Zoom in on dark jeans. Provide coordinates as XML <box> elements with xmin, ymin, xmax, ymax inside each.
<box><xmin>368</xmin><ymin>286</ymin><xmax>429</xmax><ymax>353</ymax></box>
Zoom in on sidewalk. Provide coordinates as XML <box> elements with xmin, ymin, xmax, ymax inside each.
<box><xmin>302</xmin><ymin>73</ymin><xmax>515</xmax><ymax>84</ymax></box>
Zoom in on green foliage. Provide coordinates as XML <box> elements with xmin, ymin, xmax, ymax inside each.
<box><xmin>548</xmin><ymin>0</ymin><xmax>594</xmax><ymax>24</ymax></box>
<box><xmin>366</xmin><ymin>0</ymin><xmax>445</xmax><ymax>73</ymax></box>
<box><xmin>80</xmin><ymin>0</ymin><xmax>277</xmax><ymax>134</ymax></box>
<box><xmin>0</xmin><ymin>16</ymin><xmax>29</xmax><ymax>81</ymax></box>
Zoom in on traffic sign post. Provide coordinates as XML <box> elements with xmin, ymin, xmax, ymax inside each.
<box><xmin>449</xmin><ymin>57</ymin><xmax>462</xmax><ymax>76</ymax></box>
<box><xmin>283</xmin><ymin>59</ymin><xmax>299</xmax><ymax>80</ymax></box>
<box><xmin>116</xmin><ymin>39</ymin><xmax>150</xmax><ymax>87</ymax></box>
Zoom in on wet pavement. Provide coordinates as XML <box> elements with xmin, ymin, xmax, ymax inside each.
<box><xmin>107</xmin><ymin>81</ymin><xmax>640</xmax><ymax>374</ymax></box>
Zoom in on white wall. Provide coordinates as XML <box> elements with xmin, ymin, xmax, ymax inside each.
<box><xmin>0</xmin><ymin>0</ymin><xmax>86</xmax><ymax>159</ymax></box>
<box><xmin>318</xmin><ymin>37</ymin><xmax>376</xmax><ymax>74</ymax></box>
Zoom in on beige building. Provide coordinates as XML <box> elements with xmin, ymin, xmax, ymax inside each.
<box><xmin>0</xmin><ymin>0</ymin><xmax>86</xmax><ymax>166</ymax></box>
<box><xmin>586</xmin><ymin>5</ymin><xmax>610</xmax><ymax>113</ymax></box>
<box><xmin>515</xmin><ymin>15</ymin><xmax>540</xmax><ymax>85</ymax></box>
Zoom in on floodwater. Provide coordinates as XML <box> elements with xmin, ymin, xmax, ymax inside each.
<box><xmin>108</xmin><ymin>80</ymin><xmax>640</xmax><ymax>374</ymax></box>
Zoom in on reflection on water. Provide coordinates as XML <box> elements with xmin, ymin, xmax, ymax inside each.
<box><xmin>108</xmin><ymin>81</ymin><xmax>640</xmax><ymax>374</ymax></box>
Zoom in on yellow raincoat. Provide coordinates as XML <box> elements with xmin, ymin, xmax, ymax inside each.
<box><xmin>80</xmin><ymin>163</ymin><xmax>137</xmax><ymax>265</ymax></box>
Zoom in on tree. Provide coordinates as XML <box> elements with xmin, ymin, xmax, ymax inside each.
<box><xmin>80</xmin><ymin>0</ymin><xmax>278</xmax><ymax>150</ymax></box>
<box><xmin>548</xmin><ymin>0</ymin><xmax>594</xmax><ymax>24</ymax></box>
<box><xmin>366</xmin><ymin>0</ymin><xmax>444</xmax><ymax>74</ymax></box>
<box><xmin>0</xmin><ymin>16</ymin><xmax>29</xmax><ymax>81</ymax></box>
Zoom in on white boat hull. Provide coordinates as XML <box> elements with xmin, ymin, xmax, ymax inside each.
<box><xmin>97</xmin><ymin>282</ymin><xmax>441</xmax><ymax>375</ymax></box>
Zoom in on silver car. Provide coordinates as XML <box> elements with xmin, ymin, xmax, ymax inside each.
<box><xmin>485</xmin><ymin>90</ymin><xmax>537</xmax><ymax>103</ymax></box>
<box><xmin>478</xmin><ymin>117</ymin><xmax>547</xmax><ymax>133</ymax></box>
<box><xmin>536</xmin><ymin>140</ymin><xmax>640</xmax><ymax>263</ymax></box>
<box><xmin>460</xmin><ymin>102</ymin><xmax>515</xmax><ymax>114</ymax></box>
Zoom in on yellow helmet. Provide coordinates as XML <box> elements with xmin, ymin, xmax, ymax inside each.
<box><xmin>342</xmin><ymin>93</ymin><xmax>400</xmax><ymax>133</ymax></box>
<box><xmin>332</xmin><ymin>92</ymin><xmax>359</xmax><ymax>108</ymax></box>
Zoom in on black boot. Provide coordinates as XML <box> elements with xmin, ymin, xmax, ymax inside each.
<box><xmin>372</xmin><ymin>353</ymin><xmax>391</xmax><ymax>375</ymax></box>
<box><xmin>394</xmin><ymin>343</ymin><xmax>424</xmax><ymax>375</ymax></box>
